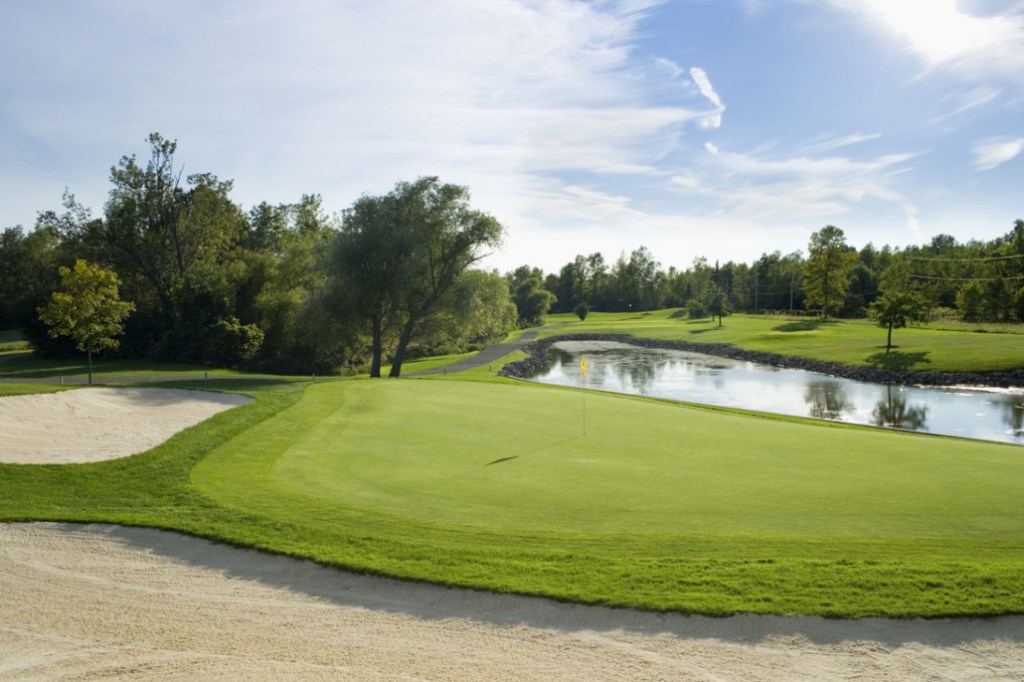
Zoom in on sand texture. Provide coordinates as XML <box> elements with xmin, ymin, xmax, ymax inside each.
<box><xmin>2</xmin><ymin>523</ymin><xmax>1022</xmax><ymax>681</ymax></box>
<box><xmin>0</xmin><ymin>388</ymin><xmax>252</xmax><ymax>464</ymax></box>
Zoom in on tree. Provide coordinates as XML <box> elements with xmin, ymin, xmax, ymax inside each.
<box><xmin>327</xmin><ymin>177</ymin><xmax>503</xmax><ymax>377</ymax></box>
<box><xmin>97</xmin><ymin>134</ymin><xmax>249</xmax><ymax>356</ymax></box>
<box><xmin>704</xmin><ymin>282</ymin><xmax>732</xmax><ymax>327</ymax></box>
<box><xmin>802</xmin><ymin>225</ymin><xmax>857</xmax><ymax>318</ymax></box>
<box><xmin>38</xmin><ymin>259</ymin><xmax>135</xmax><ymax>384</ymax></box>
<box><xmin>868</xmin><ymin>259</ymin><xmax>928</xmax><ymax>350</ymax></box>
<box><xmin>512</xmin><ymin>274</ymin><xmax>556</xmax><ymax>327</ymax></box>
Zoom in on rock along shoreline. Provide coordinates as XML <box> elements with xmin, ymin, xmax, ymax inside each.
<box><xmin>499</xmin><ymin>333</ymin><xmax>1024</xmax><ymax>389</ymax></box>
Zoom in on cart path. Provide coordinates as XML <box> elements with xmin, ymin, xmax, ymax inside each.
<box><xmin>406</xmin><ymin>324</ymin><xmax>562</xmax><ymax>377</ymax></box>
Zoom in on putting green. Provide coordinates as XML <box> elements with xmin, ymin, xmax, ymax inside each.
<box><xmin>193</xmin><ymin>379</ymin><xmax>1024</xmax><ymax>541</ymax></box>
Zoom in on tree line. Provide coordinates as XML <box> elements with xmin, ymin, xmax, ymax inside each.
<box><xmin>2</xmin><ymin>134</ymin><xmax>1023</xmax><ymax>375</ymax></box>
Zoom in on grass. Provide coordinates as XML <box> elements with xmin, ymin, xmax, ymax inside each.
<box><xmin>0</xmin><ymin>354</ymin><xmax>264</xmax><ymax>381</ymax></box>
<box><xmin>545</xmin><ymin>311</ymin><xmax>1024</xmax><ymax>373</ymax></box>
<box><xmin>2</xmin><ymin>315</ymin><xmax>1023</xmax><ymax>617</ymax></box>
<box><xmin>3</xmin><ymin>372</ymin><xmax>1024</xmax><ymax>618</ymax></box>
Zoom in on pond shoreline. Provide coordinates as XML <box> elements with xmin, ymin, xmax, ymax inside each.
<box><xmin>500</xmin><ymin>333</ymin><xmax>1024</xmax><ymax>389</ymax></box>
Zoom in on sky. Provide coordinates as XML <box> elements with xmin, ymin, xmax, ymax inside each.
<box><xmin>1</xmin><ymin>0</ymin><xmax>1022</xmax><ymax>274</ymax></box>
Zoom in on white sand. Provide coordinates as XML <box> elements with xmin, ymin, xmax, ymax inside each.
<box><xmin>0</xmin><ymin>387</ymin><xmax>252</xmax><ymax>463</ymax></box>
<box><xmin>2</xmin><ymin>523</ymin><xmax>1022</xmax><ymax>681</ymax></box>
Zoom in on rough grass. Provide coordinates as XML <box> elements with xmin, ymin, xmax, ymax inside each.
<box><xmin>0</xmin><ymin>355</ymin><xmax>263</xmax><ymax>381</ymax></box>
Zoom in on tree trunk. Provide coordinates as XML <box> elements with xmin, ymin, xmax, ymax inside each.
<box><xmin>389</xmin><ymin>317</ymin><xmax>418</xmax><ymax>377</ymax></box>
<box><xmin>886</xmin><ymin>320</ymin><xmax>893</xmax><ymax>351</ymax></box>
<box><xmin>87</xmin><ymin>349</ymin><xmax>94</xmax><ymax>385</ymax></box>
<box><xmin>370</xmin><ymin>315</ymin><xmax>383</xmax><ymax>378</ymax></box>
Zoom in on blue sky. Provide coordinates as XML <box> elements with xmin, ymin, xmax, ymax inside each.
<box><xmin>2</xmin><ymin>0</ymin><xmax>1022</xmax><ymax>273</ymax></box>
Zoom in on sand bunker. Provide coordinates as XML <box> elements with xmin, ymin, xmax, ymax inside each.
<box><xmin>1</xmin><ymin>523</ymin><xmax>1022</xmax><ymax>681</ymax></box>
<box><xmin>0</xmin><ymin>387</ymin><xmax>252</xmax><ymax>464</ymax></box>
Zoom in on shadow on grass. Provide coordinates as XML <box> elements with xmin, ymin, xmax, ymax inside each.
<box><xmin>773</xmin><ymin>320</ymin><xmax>833</xmax><ymax>333</ymax></box>
<box><xmin>865</xmin><ymin>350</ymin><xmax>932</xmax><ymax>371</ymax></box>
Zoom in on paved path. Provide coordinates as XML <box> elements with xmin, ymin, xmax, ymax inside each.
<box><xmin>406</xmin><ymin>325</ymin><xmax>560</xmax><ymax>377</ymax></box>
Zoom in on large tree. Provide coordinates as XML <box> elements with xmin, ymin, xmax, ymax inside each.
<box><xmin>97</xmin><ymin>134</ymin><xmax>247</xmax><ymax>355</ymax></box>
<box><xmin>802</xmin><ymin>225</ymin><xmax>857</xmax><ymax>318</ymax></box>
<box><xmin>327</xmin><ymin>177</ymin><xmax>503</xmax><ymax>377</ymax></box>
<box><xmin>37</xmin><ymin>259</ymin><xmax>135</xmax><ymax>384</ymax></box>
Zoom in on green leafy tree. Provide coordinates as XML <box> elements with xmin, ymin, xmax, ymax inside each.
<box><xmin>802</xmin><ymin>225</ymin><xmax>858</xmax><ymax>318</ymax></box>
<box><xmin>704</xmin><ymin>281</ymin><xmax>732</xmax><ymax>327</ymax></box>
<box><xmin>869</xmin><ymin>259</ymin><xmax>928</xmax><ymax>350</ymax></box>
<box><xmin>37</xmin><ymin>259</ymin><xmax>135</xmax><ymax>384</ymax></box>
<box><xmin>97</xmin><ymin>134</ymin><xmax>248</xmax><ymax>355</ymax></box>
<box><xmin>956</xmin><ymin>280</ymin><xmax>984</xmax><ymax>321</ymax></box>
<box><xmin>507</xmin><ymin>270</ymin><xmax>557</xmax><ymax>325</ymax></box>
<box><xmin>327</xmin><ymin>177</ymin><xmax>503</xmax><ymax>377</ymax></box>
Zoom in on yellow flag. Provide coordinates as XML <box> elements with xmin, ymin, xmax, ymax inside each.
<box><xmin>580</xmin><ymin>353</ymin><xmax>588</xmax><ymax>377</ymax></box>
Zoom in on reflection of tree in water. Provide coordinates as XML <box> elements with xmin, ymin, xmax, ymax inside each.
<box><xmin>997</xmin><ymin>394</ymin><xmax>1024</xmax><ymax>436</ymax></box>
<box><xmin>613</xmin><ymin>351</ymin><xmax>667</xmax><ymax>393</ymax></box>
<box><xmin>872</xmin><ymin>386</ymin><xmax>928</xmax><ymax>431</ymax></box>
<box><xmin>803</xmin><ymin>380</ymin><xmax>850</xmax><ymax>420</ymax></box>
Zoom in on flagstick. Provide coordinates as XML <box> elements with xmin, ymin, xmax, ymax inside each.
<box><xmin>582</xmin><ymin>379</ymin><xmax>587</xmax><ymax>435</ymax></box>
<box><xmin>580</xmin><ymin>353</ymin><xmax>587</xmax><ymax>436</ymax></box>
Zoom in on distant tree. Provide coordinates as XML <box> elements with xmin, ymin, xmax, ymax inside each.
<box><xmin>512</xmin><ymin>274</ymin><xmax>556</xmax><ymax>327</ymax></box>
<box><xmin>37</xmin><ymin>259</ymin><xmax>135</xmax><ymax>384</ymax></box>
<box><xmin>574</xmin><ymin>301</ymin><xmax>590</xmax><ymax>321</ymax></box>
<box><xmin>956</xmin><ymin>280</ymin><xmax>984</xmax><ymax>322</ymax></box>
<box><xmin>704</xmin><ymin>282</ymin><xmax>732</xmax><ymax>327</ymax></box>
<box><xmin>868</xmin><ymin>259</ymin><xmax>928</xmax><ymax>350</ymax></box>
<box><xmin>802</xmin><ymin>225</ymin><xmax>857</xmax><ymax>318</ymax></box>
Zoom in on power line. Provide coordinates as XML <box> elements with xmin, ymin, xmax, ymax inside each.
<box><xmin>911</xmin><ymin>274</ymin><xmax>1024</xmax><ymax>282</ymax></box>
<box><xmin>907</xmin><ymin>253</ymin><xmax>1024</xmax><ymax>263</ymax></box>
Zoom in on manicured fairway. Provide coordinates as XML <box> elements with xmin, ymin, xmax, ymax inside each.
<box><xmin>187</xmin><ymin>377</ymin><xmax>1024</xmax><ymax>617</ymax></box>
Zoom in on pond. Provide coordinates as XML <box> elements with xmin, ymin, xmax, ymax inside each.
<box><xmin>527</xmin><ymin>341</ymin><xmax>1024</xmax><ymax>445</ymax></box>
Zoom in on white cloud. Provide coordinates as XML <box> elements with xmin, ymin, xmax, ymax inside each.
<box><xmin>689</xmin><ymin>67</ymin><xmax>726</xmax><ymax>129</ymax></box>
<box><xmin>820</xmin><ymin>0</ymin><xmax>1024</xmax><ymax>85</ymax></box>
<box><xmin>0</xmin><ymin>0</ymin><xmax>728</xmax><ymax>245</ymax></box>
<box><xmin>972</xmin><ymin>137</ymin><xmax>1024</xmax><ymax>170</ymax></box>
<box><xmin>799</xmin><ymin>133</ymin><xmax>882</xmax><ymax>155</ymax></box>
<box><xmin>674</xmin><ymin>142</ymin><xmax>923</xmax><ymax>239</ymax></box>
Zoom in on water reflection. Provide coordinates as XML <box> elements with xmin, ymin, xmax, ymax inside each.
<box><xmin>872</xmin><ymin>386</ymin><xmax>928</xmax><ymax>431</ymax></box>
<box><xmin>804</xmin><ymin>381</ymin><xmax>851</xmax><ymax>420</ymax></box>
<box><xmin>998</xmin><ymin>394</ymin><xmax>1024</xmax><ymax>436</ymax></box>
<box><xmin>530</xmin><ymin>341</ymin><xmax>1024</xmax><ymax>445</ymax></box>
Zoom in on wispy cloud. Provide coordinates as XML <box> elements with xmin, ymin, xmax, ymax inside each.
<box><xmin>674</xmin><ymin>143</ymin><xmax>924</xmax><ymax>239</ymax></box>
<box><xmin>799</xmin><ymin>133</ymin><xmax>882</xmax><ymax>155</ymax></box>
<box><xmin>689</xmin><ymin>67</ymin><xmax>726</xmax><ymax>129</ymax></box>
<box><xmin>972</xmin><ymin>137</ymin><xmax>1024</xmax><ymax>170</ymax></box>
